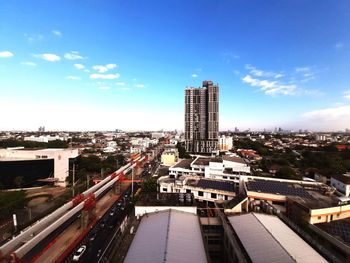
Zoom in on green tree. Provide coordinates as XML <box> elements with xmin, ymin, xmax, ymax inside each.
<box><xmin>275</xmin><ymin>166</ymin><xmax>300</xmax><ymax>180</ymax></box>
<box><xmin>141</xmin><ymin>177</ymin><xmax>158</xmax><ymax>192</ymax></box>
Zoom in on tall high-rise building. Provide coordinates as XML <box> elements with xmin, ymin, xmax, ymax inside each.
<box><xmin>185</xmin><ymin>80</ymin><xmax>219</xmax><ymax>153</ymax></box>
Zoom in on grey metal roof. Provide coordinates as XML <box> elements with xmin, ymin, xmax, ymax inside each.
<box><xmin>228</xmin><ymin>213</ymin><xmax>327</xmax><ymax>263</ymax></box>
<box><xmin>124</xmin><ymin>209</ymin><xmax>207</xmax><ymax>263</ymax></box>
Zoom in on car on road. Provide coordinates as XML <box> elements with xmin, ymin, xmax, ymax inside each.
<box><xmin>88</xmin><ymin>231</ymin><xmax>97</xmax><ymax>242</ymax></box>
<box><xmin>72</xmin><ymin>245</ymin><xmax>86</xmax><ymax>261</ymax></box>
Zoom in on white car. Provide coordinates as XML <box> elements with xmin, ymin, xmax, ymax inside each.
<box><xmin>72</xmin><ymin>245</ymin><xmax>86</xmax><ymax>261</ymax></box>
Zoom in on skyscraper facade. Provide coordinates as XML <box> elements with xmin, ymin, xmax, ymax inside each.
<box><xmin>185</xmin><ymin>80</ymin><xmax>219</xmax><ymax>153</ymax></box>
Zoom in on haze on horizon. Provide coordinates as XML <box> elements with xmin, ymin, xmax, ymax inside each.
<box><xmin>0</xmin><ymin>1</ymin><xmax>349</xmax><ymax>132</ymax></box>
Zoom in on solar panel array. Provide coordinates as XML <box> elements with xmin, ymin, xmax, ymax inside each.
<box><xmin>247</xmin><ymin>180</ymin><xmax>312</xmax><ymax>198</ymax></box>
<box><xmin>197</xmin><ymin>179</ymin><xmax>235</xmax><ymax>192</ymax></box>
<box><xmin>317</xmin><ymin>219</ymin><xmax>350</xmax><ymax>244</ymax></box>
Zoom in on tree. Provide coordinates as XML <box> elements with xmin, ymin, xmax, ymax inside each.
<box><xmin>141</xmin><ymin>177</ymin><xmax>158</xmax><ymax>192</ymax></box>
<box><xmin>275</xmin><ymin>166</ymin><xmax>300</xmax><ymax>180</ymax></box>
<box><xmin>14</xmin><ymin>176</ymin><xmax>25</xmax><ymax>188</ymax></box>
<box><xmin>176</xmin><ymin>143</ymin><xmax>190</xmax><ymax>158</ymax></box>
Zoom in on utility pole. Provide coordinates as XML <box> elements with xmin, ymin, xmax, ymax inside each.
<box><xmin>131</xmin><ymin>166</ymin><xmax>134</xmax><ymax>198</ymax></box>
<box><xmin>86</xmin><ymin>174</ymin><xmax>89</xmax><ymax>190</ymax></box>
<box><xmin>72</xmin><ymin>164</ymin><xmax>75</xmax><ymax>197</ymax></box>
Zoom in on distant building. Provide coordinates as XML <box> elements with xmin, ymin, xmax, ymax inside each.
<box><xmin>218</xmin><ymin>135</ymin><xmax>233</xmax><ymax>151</ymax></box>
<box><xmin>0</xmin><ymin>148</ymin><xmax>79</xmax><ymax>187</ymax></box>
<box><xmin>185</xmin><ymin>80</ymin><xmax>219</xmax><ymax>154</ymax></box>
<box><xmin>151</xmin><ymin>132</ymin><xmax>164</xmax><ymax>139</ymax></box>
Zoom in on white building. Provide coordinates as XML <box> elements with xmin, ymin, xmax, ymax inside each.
<box><xmin>158</xmin><ymin>176</ymin><xmax>236</xmax><ymax>203</ymax></box>
<box><xmin>331</xmin><ymin>173</ymin><xmax>350</xmax><ymax>196</ymax></box>
<box><xmin>168</xmin><ymin>156</ymin><xmax>250</xmax><ymax>184</ymax></box>
<box><xmin>218</xmin><ymin>135</ymin><xmax>233</xmax><ymax>151</ymax></box>
<box><xmin>24</xmin><ymin>135</ymin><xmax>70</xmax><ymax>143</ymax></box>
<box><xmin>0</xmin><ymin>148</ymin><xmax>79</xmax><ymax>187</ymax></box>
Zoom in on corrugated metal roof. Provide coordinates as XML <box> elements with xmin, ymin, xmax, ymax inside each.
<box><xmin>124</xmin><ymin>209</ymin><xmax>207</xmax><ymax>263</ymax></box>
<box><xmin>254</xmin><ymin>213</ymin><xmax>327</xmax><ymax>263</ymax></box>
<box><xmin>228</xmin><ymin>213</ymin><xmax>327</xmax><ymax>263</ymax></box>
<box><xmin>229</xmin><ymin>213</ymin><xmax>295</xmax><ymax>263</ymax></box>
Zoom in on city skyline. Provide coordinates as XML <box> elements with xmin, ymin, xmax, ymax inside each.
<box><xmin>1</xmin><ymin>1</ymin><xmax>350</xmax><ymax>131</ymax></box>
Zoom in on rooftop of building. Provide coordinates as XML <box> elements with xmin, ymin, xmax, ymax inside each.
<box><xmin>172</xmin><ymin>158</ymin><xmax>194</xmax><ymax>169</ymax></box>
<box><xmin>246</xmin><ymin>178</ymin><xmax>338</xmax><ymax>209</ymax></box>
<box><xmin>228</xmin><ymin>213</ymin><xmax>326</xmax><ymax>263</ymax></box>
<box><xmin>186</xmin><ymin>178</ymin><xmax>236</xmax><ymax>193</ymax></box>
<box><xmin>124</xmin><ymin>209</ymin><xmax>208</xmax><ymax>263</ymax></box>
<box><xmin>192</xmin><ymin>157</ymin><xmax>221</xmax><ymax>166</ymax></box>
<box><xmin>315</xmin><ymin>217</ymin><xmax>350</xmax><ymax>246</ymax></box>
<box><xmin>135</xmin><ymin>193</ymin><xmax>196</xmax><ymax>207</ymax></box>
<box><xmin>332</xmin><ymin>173</ymin><xmax>350</xmax><ymax>185</ymax></box>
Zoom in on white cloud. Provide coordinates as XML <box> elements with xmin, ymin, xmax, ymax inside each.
<box><xmin>67</xmin><ymin>76</ymin><xmax>81</xmax><ymax>80</ymax></box>
<box><xmin>344</xmin><ymin>90</ymin><xmax>350</xmax><ymax>99</ymax></box>
<box><xmin>90</xmin><ymin>73</ymin><xmax>120</xmax><ymax>79</ymax></box>
<box><xmin>83</xmin><ymin>69</ymin><xmax>90</xmax><ymax>73</ymax></box>
<box><xmin>35</xmin><ymin>53</ymin><xmax>61</xmax><ymax>62</ymax></box>
<box><xmin>21</xmin><ymin>61</ymin><xmax>36</xmax><ymax>66</ymax></box>
<box><xmin>295</xmin><ymin>67</ymin><xmax>310</xmax><ymax>73</ymax></box>
<box><xmin>116</xmin><ymin>82</ymin><xmax>126</xmax><ymax>86</ymax></box>
<box><xmin>245</xmin><ymin>64</ymin><xmax>281</xmax><ymax>78</ymax></box>
<box><xmin>335</xmin><ymin>42</ymin><xmax>344</xmax><ymax>49</ymax></box>
<box><xmin>302</xmin><ymin>105</ymin><xmax>350</xmax><ymax>122</ymax></box>
<box><xmin>118</xmin><ymin>87</ymin><xmax>130</xmax><ymax>91</ymax></box>
<box><xmin>191</xmin><ymin>74</ymin><xmax>198</xmax><ymax>78</ymax></box>
<box><xmin>134</xmin><ymin>84</ymin><xmax>145</xmax><ymax>88</ymax></box>
<box><xmin>242</xmin><ymin>74</ymin><xmax>296</xmax><ymax>96</ymax></box>
<box><xmin>274</xmin><ymin>74</ymin><xmax>283</xmax><ymax>79</ymax></box>
<box><xmin>93</xmin><ymin>64</ymin><xmax>118</xmax><ymax>73</ymax></box>
<box><xmin>52</xmin><ymin>30</ymin><xmax>62</xmax><ymax>37</ymax></box>
<box><xmin>0</xmin><ymin>51</ymin><xmax>14</xmax><ymax>58</ymax></box>
<box><xmin>106</xmin><ymin>64</ymin><xmax>117</xmax><ymax>69</ymax></box>
<box><xmin>99</xmin><ymin>86</ymin><xmax>111</xmax><ymax>90</ymax></box>
<box><xmin>24</xmin><ymin>33</ymin><xmax>43</xmax><ymax>42</ymax></box>
<box><xmin>74</xmin><ymin>63</ymin><xmax>85</xmax><ymax>70</ymax></box>
<box><xmin>64</xmin><ymin>51</ymin><xmax>83</xmax><ymax>60</ymax></box>
<box><xmin>233</xmin><ymin>70</ymin><xmax>240</xmax><ymax>75</ymax></box>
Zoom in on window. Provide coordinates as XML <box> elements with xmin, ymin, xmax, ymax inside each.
<box><xmin>162</xmin><ymin>188</ymin><xmax>167</xmax><ymax>192</ymax></box>
<box><xmin>211</xmin><ymin>193</ymin><xmax>217</xmax><ymax>199</ymax></box>
<box><xmin>198</xmin><ymin>191</ymin><xmax>203</xmax><ymax>196</ymax></box>
<box><xmin>186</xmin><ymin>189</ymin><xmax>191</xmax><ymax>194</ymax></box>
<box><xmin>318</xmin><ymin>216</ymin><xmax>321</xmax><ymax>220</ymax></box>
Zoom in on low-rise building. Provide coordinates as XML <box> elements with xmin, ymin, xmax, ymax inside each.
<box><xmin>218</xmin><ymin>135</ymin><xmax>233</xmax><ymax>151</ymax></box>
<box><xmin>331</xmin><ymin>173</ymin><xmax>350</xmax><ymax>196</ymax></box>
<box><xmin>0</xmin><ymin>148</ymin><xmax>79</xmax><ymax>187</ymax></box>
<box><xmin>158</xmin><ymin>176</ymin><xmax>236</xmax><ymax>203</ymax></box>
<box><xmin>124</xmin><ymin>209</ymin><xmax>208</xmax><ymax>263</ymax></box>
<box><xmin>160</xmin><ymin>146</ymin><xmax>179</xmax><ymax>166</ymax></box>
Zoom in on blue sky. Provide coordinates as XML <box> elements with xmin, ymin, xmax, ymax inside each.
<box><xmin>0</xmin><ymin>0</ymin><xmax>349</xmax><ymax>131</ymax></box>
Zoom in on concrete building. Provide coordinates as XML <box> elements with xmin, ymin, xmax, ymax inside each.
<box><xmin>331</xmin><ymin>173</ymin><xmax>350</xmax><ymax>196</ymax></box>
<box><xmin>0</xmin><ymin>148</ymin><xmax>79</xmax><ymax>187</ymax></box>
<box><xmin>185</xmin><ymin>80</ymin><xmax>219</xmax><ymax>154</ymax></box>
<box><xmin>124</xmin><ymin>209</ymin><xmax>208</xmax><ymax>263</ymax></box>
<box><xmin>24</xmin><ymin>135</ymin><xmax>69</xmax><ymax>143</ymax></box>
<box><xmin>218</xmin><ymin>135</ymin><xmax>233</xmax><ymax>151</ymax></box>
<box><xmin>160</xmin><ymin>147</ymin><xmax>179</xmax><ymax>166</ymax></box>
<box><xmin>134</xmin><ymin>193</ymin><xmax>196</xmax><ymax>217</ymax></box>
<box><xmin>167</xmin><ymin>156</ymin><xmax>250</xmax><ymax>185</ymax></box>
<box><xmin>158</xmin><ymin>176</ymin><xmax>236</xmax><ymax>203</ymax></box>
